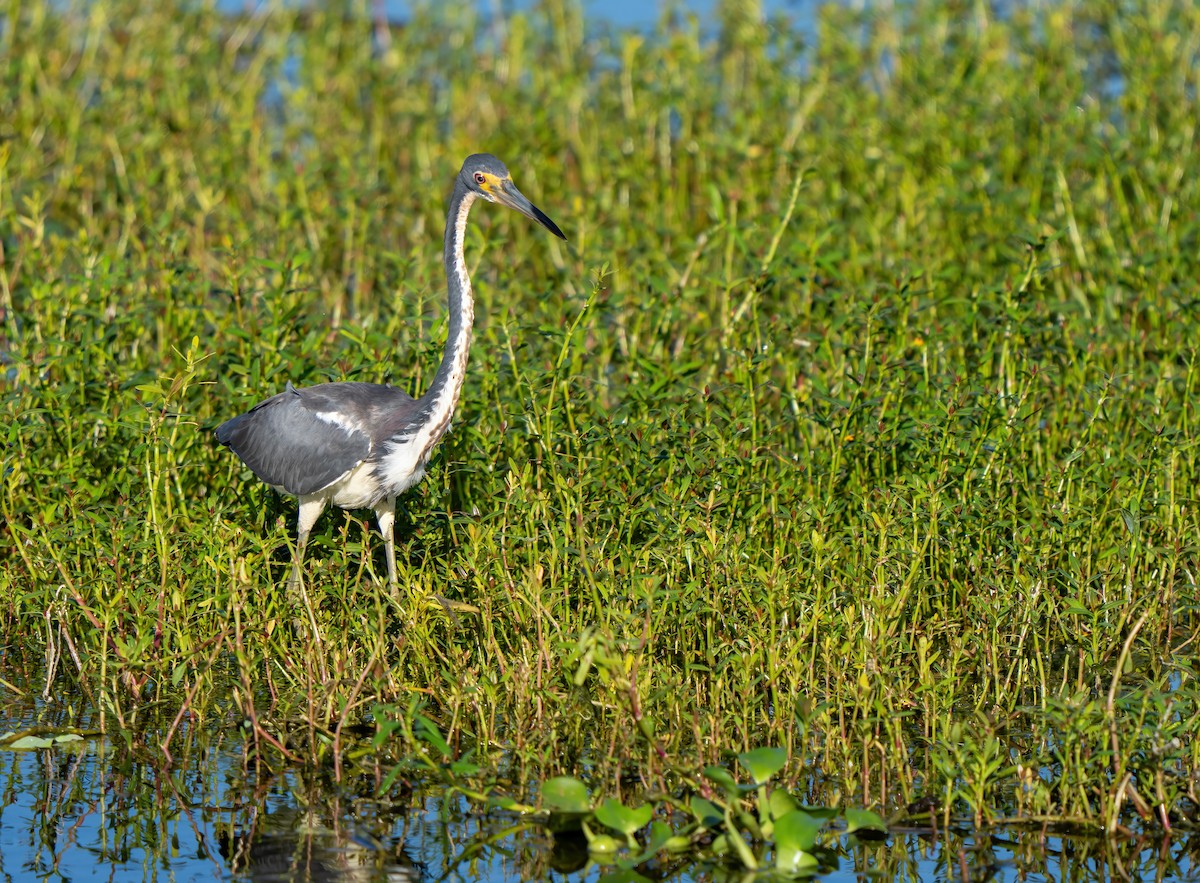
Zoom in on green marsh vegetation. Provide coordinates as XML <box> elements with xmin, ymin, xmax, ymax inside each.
<box><xmin>2</xmin><ymin>0</ymin><xmax>1199</xmax><ymax>862</ymax></box>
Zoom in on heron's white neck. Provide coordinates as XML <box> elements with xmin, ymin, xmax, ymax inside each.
<box><xmin>415</xmin><ymin>185</ymin><xmax>477</xmax><ymax>453</ymax></box>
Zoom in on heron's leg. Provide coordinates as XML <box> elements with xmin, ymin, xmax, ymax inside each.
<box><xmin>290</xmin><ymin>496</ymin><xmax>328</xmax><ymax>596</ymax></box>
<box><xmin>374</xmin><ymin>496</ymin><xmax>398</xmax><ymax>591</ymax></box>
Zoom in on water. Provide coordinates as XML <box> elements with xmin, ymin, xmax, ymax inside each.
<box><xmin>1</xmin><ymin>727</ymin><xmax>1196</xmax><ymax>882</ymax></box>
<box><xmin>223</xmin><ymin>0</ymin><xmax>817</xmax><ymax>33</ymax></box>
<box><xmin>405</xmin><ymin>0</ymin><xmax>808</xmax><ymax>30</ymax></box>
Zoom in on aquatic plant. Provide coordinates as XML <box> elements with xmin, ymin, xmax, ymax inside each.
<box><xmin>1</xmin><ymin>0</ymin><xmax>1198</xmax><ymax>839</ymax></box>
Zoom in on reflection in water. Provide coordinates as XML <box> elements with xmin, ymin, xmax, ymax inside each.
<box><xmin>218</xmin><ymin>805</ymin><xmax>421</xmax><ymax>882</ymax></box>
<box><xmin>0</xmin><ymin>721</ymin><xmax>1196</xmax><ymax>882</ymax></box>
<box><xmin>0</xmin><ymin>716</ymin><xmax>425</xmax><ymax>883</ymax></box>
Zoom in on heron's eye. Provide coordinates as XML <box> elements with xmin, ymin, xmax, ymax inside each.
<box><xmin>474</xmin><ymin>172</ymin><xmax>487</xmax><ymax>185</ymax></box>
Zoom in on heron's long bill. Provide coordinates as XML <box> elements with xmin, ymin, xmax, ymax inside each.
<box><xmin>498</xmin><ymin>180</ymin><xmax>567</xmax><ymax>241</ymax></box>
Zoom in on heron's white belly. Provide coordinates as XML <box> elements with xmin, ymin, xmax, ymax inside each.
<box><xmin>325</xmin><ymin>462</ymin><xmax>383</xmax><ymax>509</ymax></box>
<box><xmin>324</xmin><ymin>440</ymin><xmax>429</xmax><ymax>510</ymax></box>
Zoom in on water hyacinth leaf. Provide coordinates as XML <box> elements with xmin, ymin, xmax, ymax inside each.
<box><xmin>783</xmin><ymin>853</ymin><xmax>819</xmax><ymax>877</ymax></box>
<box><xmin>768</xmin><ymin>788</ymin><xmax>799</xmax><ymax>821</ymax></box>
<box><xmin>1</xmin><ymin>732</ymin><xmax>86</xmax><ymax>751</ymax></box>
<box><xmin>542</xmin><ymin>776</ymin><xmax>591</xmax><ymax>813</ymax></box>
<box><xmin>645</xmin><ymin>820</ymin><xmax>682</xmax><ymax>854</ymax></box>
<box><xmin>709</xmin><ymin>832</ymin><xmax>734</xmax><ymax>857</ymax></box>
<box><xmin>844</xmin><ymin>807</ymin><xmax>889</xmax><ymax>836</ymax></box>
<box><xmin>664</xmin><ymin>833</ymin><xmax>693</xmax><ymax>852</ymax></box>
<box><xmin>738</xmin><ymin>746</ymin><xmax>787</xmax><ymax>784</ymax></box>
<box><xmin>774</xmin><ymin>810</ymin><xmax>822</xmax><ymax>853</ymax></box>
<box><xmin>775</xmin><ymin>845</ymin><xmax>820</xmax><ymax>876</ymax></box>
<box><xmin>622</xmin><ymin>821</ymin><xmax>677</xmax><ymax>867</ymax></box>
<box><xmin>4</xmin><ymin>735</ymin><xmax>54</xmax><ymax>750</ymax></box>
<box><xmin>635</xmin><ymin>820</ymin><xmax>675</xmax><ymax>857</ymax></box>
<box><xmin>587</xmin><ymin>833</ymin><xmax>621</xmax><ymax>856</ymax></box>
<box><xmin>775</xmin><ymin>815</ymin><xmax>821</xmax><ymax>876</ymax></box>
<box><xmin>594</xmin><ymin>798</ymin><xmax>653</xmax><ymax>836</ymax></box>
<box><xmin>690</xmin><ymin>796</ymin><xmax>724</xmax><ymax>828</ymax></box>
<box><xmin>703</xmin><ymin>764</ymin><xmax>746</xmax><ymax>796</ymax></box>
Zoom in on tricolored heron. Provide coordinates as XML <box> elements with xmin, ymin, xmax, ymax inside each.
<box><xmin>216</xmin><ymin>154</ymin><xmax>565</xmax><ymax>591</ymax></box>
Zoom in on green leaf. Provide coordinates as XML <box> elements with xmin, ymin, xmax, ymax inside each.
<box><xmin>738</xmin><ymin>747</ymin><xmax>787</xmax><ymax>784</ymax></box>
<box><xmin>712</xmin><ymin>829</ymin><xmax>758</xmax><ymax>870</ymax></box>
<box><xmin>844</xmin><ymin>807</ymin><xmax>888</xmax><ymax>836</ymax></box>
<box><xmin>377</xmin><ymin>763</ymin><xmax>406</xmax><ymax>795</ymax></box>
<box><xmin>663</xmin><ymin>833</ymin><xmax>693</xmax><ymax>852</ymax></box>
<box><xmin>648</xmin><ymin>820</ymin><xmax>676</xmax><ymax>849</ymax></box>
<box><xmin>542</xmin><ymin>776</ymin><xmax>591</xmax><ymax>813</ymax></box>
<box><xmin>1063</xmin><ymin>598</ymin><xmax>1091</xmax><ymax>617</ymax></box>
<box><xmin>594</xmin><ymin>798</ymin><xmax>653</xmax><ymax>837</ymax></box>
<box><xmin>643</xmin><ymin>820</ymin><xmax>675</xmax><ymax>853</ymax></box>
<box><xmin>0</xmin><ymin>731</ymin><xmax>86</xmax><ymax>751</ymax></box>
<box><xmin>775</xmin><ymin>838</ymin><xmax>819</xmax><ymax>876</ymax></box>
<box><xmin>703</xmin><ymin>764</ymin><xmax>745</xmax><ymax>796</ymax></box>
<box><xmin>622</xmin><ymin>820</ymin><xmax>678</xmax><ymax>867</ymax></box>
<box><xmin>774</xmin><ymin>810</ymin><xmax>822</xmax><ymax>852</ymax></box>
<box><xmin>710</xmin><ymin>832</ymin><xmax>735</xmax><ymax>857</ymax></box>
<box><xmin>413</xmin><ymin>715</ymin><xmax>451</xmax><ymax>758</ymax></box>
<box><xmin>768</xmin><ymin>788</ymin><xmax>799</xmax><ymax>821</ymax></box>
<box><xmin>372</xmin><ymin>717</ymin><xmax>404</xmax><ymax>747</ymax></box>
<box><xmin>689</xmin><ymin>796</ymin><xmax>724</xmax><ymax>828</ymax></box>
<box><xmin>1120</xmin><ymin>507</ymin><xmax>1139</xmax><ymax>537</ymax></box>
<box><xmin>775</xmin><ymin>810</ymin><xmax>822</xmax><ymax>876</ymax></box>
<box><xmin>587</xmin><ymin>834</ymin><xmax>621</xmax><ymax>856</ymax></box>
<box><xmin>5</xmin><ymin>735</ymin><xmax>53</xmax><ymax>750</ymax></box>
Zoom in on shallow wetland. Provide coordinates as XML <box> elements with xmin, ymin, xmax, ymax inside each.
<box><xmin>2</xmin><ymin>0</ymin><xmax>1200</xmax><ymax>879</ymax></box>
<box><xmin>2</xmin><ymin>701</ymin><xmax>1197</xmax><ymax>881</ymax></box>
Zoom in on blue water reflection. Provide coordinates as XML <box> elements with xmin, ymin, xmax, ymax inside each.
<box><xmin>1</xmin><ymin>732</ymin><xmax>1196</xmax><ymax>882</ymax></box>
<box><xmin>220</xmin><ymin>0</ymin><xmax>812</xmax><ymax>31</ymax></box>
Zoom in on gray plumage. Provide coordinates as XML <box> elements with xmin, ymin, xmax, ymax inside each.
<box><xmin>215</xmin><ymin>381</ymin><xmax>420</xmax><ymax>496</ymax></box>
<box><xmin>216</xmin><ymin>154</ymin><xmax>565</xmax><ymax>593</ymax></box>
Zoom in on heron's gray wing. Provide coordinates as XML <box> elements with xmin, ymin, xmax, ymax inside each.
<box><xmin>215</xmin><ymin>381</ymin><xmax>419</xmax><ymax>496</ymax></box>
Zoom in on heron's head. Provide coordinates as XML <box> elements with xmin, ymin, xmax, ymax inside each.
<box><xmin>459</xmin><ymin>153</ymin><xmax>566</xmax><ymax>240</ymax></box>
